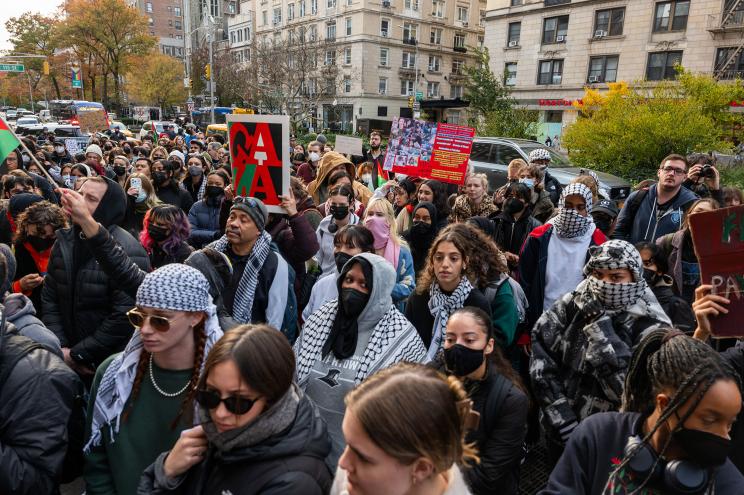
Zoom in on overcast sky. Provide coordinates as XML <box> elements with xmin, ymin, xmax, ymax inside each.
<box><xmin>0</xmin><ymin>0</ymin><xmax>63</xmax><ymax>53</ymax></box>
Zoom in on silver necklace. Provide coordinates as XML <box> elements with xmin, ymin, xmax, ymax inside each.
<box><xmin>149</xmin><ymin>354</ymin><xmax>191</xmax><ymax>397</ymax></box>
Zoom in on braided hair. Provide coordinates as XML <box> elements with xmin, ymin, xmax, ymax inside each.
<box><xmin>603</xmin><ymin>328</ymin><xmax>740</xmax><ymax>494</ymax></box>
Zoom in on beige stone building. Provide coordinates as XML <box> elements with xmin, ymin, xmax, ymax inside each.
<box><xmin>242</xmin><ymin>0</ymin><xmax>486</xmax><ymax>131</ymax></box>
<box><xmin>484</xmin><ymin>0</ymin><xmax>744</xmax><ymax>142</ymax></box>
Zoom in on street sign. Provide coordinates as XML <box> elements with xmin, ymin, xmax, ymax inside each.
<box><xmin>413</xmin><ymin>101</ymin><xmax>421</xmax><ymax>111</ymax></box>
<box><xmin>187</xmin><ymin>101</ymin><xmax>195</xmax><ymax>112</ymax></box>
<box><xmin>71</xmin><ymin>68</ymin><xmax>83</xmax><ymax>89</ymax></box>
<box><xmin>0</xmin><ymin>64</ymin><xmax>24</xmax><ymax>73</ymax></box>
<box><xmin>415</xmin><ymin>91</ymin><xmax>423</xmax><ymax>101</ymax></box>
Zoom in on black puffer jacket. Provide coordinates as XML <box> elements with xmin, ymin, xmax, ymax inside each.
<box><xmin>138</xmin><ymin>391</ymin><xmax>332</xmax><ymax>495</ymax></box>
<box><xmin>0</xmin><ymin>314</ymin><xmax>83</xmax><ymax>494</ymax></box>
<box><xmin>41</xmin><ymin>178</ymin><xmax>150</xmax><ymax>367</ymax></box>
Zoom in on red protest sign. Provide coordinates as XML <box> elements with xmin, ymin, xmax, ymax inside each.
<box><xmin>227</xmin><ymin>114</ymin><xmax>290</xmax><ymax>213</ymax></box>
<box><xmin>689</xmin><ymin>205</ymin><xmax>744</xmax><ymax>338</ymax></box>
<box><xmin>383</xmin><ymin>118</ymin><xmax>474</xmax><ymax>185</ymax></box>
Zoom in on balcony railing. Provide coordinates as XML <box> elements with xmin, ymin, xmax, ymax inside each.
<box><xmin>403</xmin><ymin>37</ymin><xmax>417</xmax><ymax>45</ymax></box>
<box><xmin>544</xmin><ymin>0</ymin><xmax>570</xmax><ymax>5</ymax></box>
<box><xmin>453</xmin><ymin>45</ymin><xmax>467</xmax><ymax>53</ymax></box>
<box><xmin>707</xmin><ymin>11</ymin><xmax>744</xmax><ymax>30</ymax></box>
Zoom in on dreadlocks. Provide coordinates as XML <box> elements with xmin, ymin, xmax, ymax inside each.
<box><xmin>604</xmin><ymin>328</ymin><xmax>741</xmax><ymax>494</ymax></box>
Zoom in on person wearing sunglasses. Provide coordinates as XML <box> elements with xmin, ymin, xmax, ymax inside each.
<box><xmin>84</xmin><ymin>264</ymin><xmax>223</xmax><ymax>495</ymax></box>
<box><xmin>139</xmin><ymin>324</ymin><xmax>333</xmax><ymax>494</ymax></box>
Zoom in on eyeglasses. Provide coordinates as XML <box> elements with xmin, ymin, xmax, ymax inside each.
<box><xmin>127</xmin><ymin>309</ymin><xmax>178</xmax><ymax>332</ymax></box>
<box><xmin>234</xmin><ymin>196</ymin><xmax>258</xmax><ymax>208</ymax></box>
<box><xmin>196</xmin><ymin>389</ymin><xmax>259</xmax><ymax>415</ymax></box>
<box><xmin>660</xmin><ymin>166</ymin><xmax>686</xmax><ymax>176</ymax></box>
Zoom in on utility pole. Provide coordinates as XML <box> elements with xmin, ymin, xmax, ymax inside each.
<box><xmin>208</xmin><ymin>17</ymin><xmax>215</xmax><ymax>125</ymax></box>
<box><xmin>183</xmin><ymin>0</ymin><xmax>192</xmax><ymax>105</ymax></box>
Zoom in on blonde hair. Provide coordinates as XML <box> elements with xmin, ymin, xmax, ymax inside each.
<box><xmin>125</xmin><ymin>172</ymin><xmax>161</xmax><ymax>209</ymax></box>
<box><xmin>465</xmin><ymin>172</ymin><xmax>489</xmax><ymax>190</ymax></box>
<box><xmin>345</xmin><ymin>363</ymin><xmax>479</xmax><ymax>471</ymax></box>
<box><xmin>364</xmin><ymin>197</ymin><xmax>407</xmax><ymax>247</ymax></box>
<box><xmin>507</xmin><ymin>159</ymin><xmax>528</xmax><ymax>177</ymax></box>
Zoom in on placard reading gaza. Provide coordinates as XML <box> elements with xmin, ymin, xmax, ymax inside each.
<box><xmin>383</xmin><ymin>118</ymin><xmax>475</xmax><ymax>185</ymax></box>
<box><xmin>689</xmin><ymin>204</ymin><xmax>744</xmax><ymax>338</ymax></box>
<box><xmin>227</xmin><ymin>114</ymin><xmax>290</xmax><ymax>214</ymax></box>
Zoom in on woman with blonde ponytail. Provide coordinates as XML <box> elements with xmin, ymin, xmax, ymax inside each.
<box><xmin>332</xmin><ymin>362</ymin><xmax>478</xmax><ymax>495</ymax></box>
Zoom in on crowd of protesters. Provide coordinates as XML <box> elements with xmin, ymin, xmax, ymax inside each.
<box><xmin>0</xmin><ymin>122</ymin><xmax>744</xmax><ymax>495</ymax></box>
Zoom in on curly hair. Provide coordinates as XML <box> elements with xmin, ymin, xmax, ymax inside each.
<box><xmin>140</xmin><ymin>204</ymin><xmax>191</xmax><ymax>256</ymax></box>
<box><xmin>15</xmin><ymin>200</ymin><xmax>68</xmax><ymax>245</ymax></box>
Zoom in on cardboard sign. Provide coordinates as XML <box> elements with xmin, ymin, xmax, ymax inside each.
<box><xmin>382</xmin><ymin>118</ymin><xmax>474</xmax><ymax>185</ymax></box>
<box><xmin>133</xmin><ymin>106</ymin><xmax>149</xmax><ymax>122</ymax></box>
<box><xmin>334</xmin><ymin>135</ymin><xmax>363</xmax><ymax>156</ymax></box>
<box><xmin>77</xmin><ymin>109</ymin><xmax>109</xmax><ymax>134</ymax></box>
<box><xmin>227</xmin><ymin>114</ymin><xmax>290</xmax><ymax>214</ymax></box>
<box><xmin>689</xmin><ymin>205</ymin><xmax>744</xmax><ymax>338</ymax></box>
<box><xmin>64</xmin><ymin>137</ymin><xmax>89</xmax><ymax>155</ymax></box>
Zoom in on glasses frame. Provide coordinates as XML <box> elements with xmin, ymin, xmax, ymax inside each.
<box><xmin>195</xmin><ymin>389</ymin><xmax>260</xmax><ymax>415</ymax></box>
<box><xmin>127</xmin><ymin>308</ymin><xmax>179</xmax><ymax>332</ymax></box>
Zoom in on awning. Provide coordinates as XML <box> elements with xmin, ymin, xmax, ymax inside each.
<box><xmin>420</xmin><ymin>97</ymin><xmax>470</xmax><ymax>109</ymax></box>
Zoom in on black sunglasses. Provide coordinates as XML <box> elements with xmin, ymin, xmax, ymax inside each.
<box><xmin>233</xmin><ymin>196</ymin><xmax>258</xmax><ymax>208</ymax></box>
<box><xmin>196</xmin><ymin>389</ymin><xmax>259</xmax><ymax>415</ymax></box>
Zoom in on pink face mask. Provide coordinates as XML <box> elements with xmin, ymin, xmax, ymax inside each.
<box><xmin>364</xmin><ymin>215</ymin><xmax>390</xmax><ymax>249</ymax></box>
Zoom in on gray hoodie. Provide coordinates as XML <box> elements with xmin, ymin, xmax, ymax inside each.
<box><xmin>3</xmin><ymin>293</ymin><xmax>62</xmax><ymax>357</ymax></box>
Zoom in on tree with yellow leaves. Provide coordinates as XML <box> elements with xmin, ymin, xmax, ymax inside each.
<box><xmin>125</xmin><ymin>53</ymin><xmax>187</xmax><ymax>112</ymax></box>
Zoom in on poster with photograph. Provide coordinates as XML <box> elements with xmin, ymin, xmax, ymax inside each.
<box><xmin>77</xmin><ymin>109</ymin><xmax>109</xmax><ymax>134</ymax></box>
<box><xmin>383</xmin><ymin>118</ymin><xmax>475</xmax><ymax>185</ymax></box>
<box><xmin>227</xmin><ymin>114</ymin><xmax>290</xmax><ymax>214</ymax></box>
<box><xmin>689</xmin><ymin>204</ymin><xmax>744</xmax><ymax>338</ymax></box>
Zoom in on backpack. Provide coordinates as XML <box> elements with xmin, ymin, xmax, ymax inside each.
<box><xmin>624</xmin><ymin>188</ymin><xmax>649</xmax><ymax>225</ymax></box>
<box><xmin>483</xmin><ymin>275</ymin><xmax>529</xmax><ymax>325</ymax></box>
<box><xmin>0</xmin><ymin>333</ymin><xmax>86</xmax><ymax>484</ymax></box>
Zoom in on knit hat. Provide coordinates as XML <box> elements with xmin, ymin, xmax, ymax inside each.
<box><xmin>8</xmin><ymin>193</ymin><xmax>44</xmax><ymax>219</ymax></box>
<box><xmin>230</xmin><ymin>196</ymin><xmax>269</xmax><ymax>232</ymax></box>
<box><xmin>85</xmin><ymin>144</ymin><xmax>103</xmax><ymax>158</ymax></box>
<box><xmin>0</xmin><ymin>244</ymin><xmax>16</xmax><ymax>295</ymax></box>
<box><xmin>169</xmin><ymin>150</ymin><xmax>185</xmax><ymax>164</ymax></box>
<box><xmin>584</xmin><ymin>239</ymin><xmax>644</xmax><ymax>282</ymax></box>
<box><xmin>397</xmin><ymin>178</ymin><xmax>417</xmax><ymax>196</ymax></box>
<box><xmin>316</xmin><ymin>133</ymin><xmax>328</xmax><ymax>145</ymax></box>
<box><xmin>136</xmin><ymin>264</ymin><xmax>212</xmax><ymax>312</ymax></box>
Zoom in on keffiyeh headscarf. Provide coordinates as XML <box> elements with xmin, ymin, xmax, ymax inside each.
<box><xmin>583</xmin><ymin>240</ymin><xmax>647</xmax><ymax>310</ymax></box>
<box><xmin>552</xmin><ymin>183</ymin><xmax>594</xmax><ymax>239</ymax></box>
<box><xmin>427</xmin><ymin>277</ymin><xmax>473</xmax><ymax>361</ymax></box>
<box><xmin>84</xmin><ymin>264</ymin><xmax>224</xmax><ymax>452</ymax></box>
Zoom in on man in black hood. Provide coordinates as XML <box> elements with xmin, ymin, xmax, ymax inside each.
<box><xmin>42</xmin><ymin>177</ymin><xmax>151</xmax><ymax>377</ymax></box>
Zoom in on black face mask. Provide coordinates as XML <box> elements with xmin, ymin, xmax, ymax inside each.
<box><xmin>205</xmin><ymin>185</ymin><xmax>224</xmax><ymax>198</ymax></box>
<box><xmin>674</xmin><ymin>427</ymin><xmax>731</xmax><ymax>467</ymax></box>
<box><xmin>147</xmin><ymin>224</ymin><xmax>170</xmax><ymax>242</ymax></box>
<box><xmin>113</xmin><ymin>165</ymin><xmax>127</xmax><ymax>176</ymax></box>
<box><xmin>335</xmin><ymin>252</ymin><xmax>352</xmax><ymax>273</ymax></box>
<box><xmin>340</xmin><ymin>287</ymin><xmax>368</xmax><ymax>316</ymax></box>
<box><xmin>410</xmin><ymin>220</ymin><xmax>433</xmax><ymax>236</ymax></box>
<box><xmin>123</xmin><ymin>147</ymin><xmax>132</xmax><ymax>154</ymax></box>
<box><xmin>27</xmin><ymin>235</ymin><xmax>55</xmax><ymax>252</ymax></box>
<box><xmin>504</xmin><ymin>198</ymin><xmax>525</xmax><ymax>215</ymax></box>
<box><xmin>443</xmin><ymin>344</ymin><xmax>486</xmax><ymax>377</ymax></box>
<box><xmin>329</xmin><ymin>204</ymin><xmax>349</xmax><ymax>220</ymax></box>
<box><xmin>152</xmin><ymin>171</ymin><xmax>168</xmax><ymax>187</ymax></box>
<box><xmin>642</xmin><ymin>268</ymin><xmax>657</xmax><ymax>284</ymax></box>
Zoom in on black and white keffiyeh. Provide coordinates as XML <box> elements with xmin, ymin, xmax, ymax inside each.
<box><xmin>208</xmin><ymin>230</ymin><xmax>273</xmax><ymax>323</ymax></box>
<box><xmin>583</xmin><ymin>240</ymin><xmax>647</xmax><ymax>310</ymax></box>
<box><xmin>84</xmin><ymin>264</ymin><xmax>224</xmax><ymax>452</ymax></box>
<box><xmin>552</xmin><ymin>183</ymin><xmax>594</xmax><ymax>239</ymax></box>
<box><xmin>427</xmin><ymin>277</ymin><xmax>473</xmax><ymax>361</ymax></box>
<box><xmin>197</xmin><ymin>176</ymin><xmax>207</xmax><ymax>201</ymax></box>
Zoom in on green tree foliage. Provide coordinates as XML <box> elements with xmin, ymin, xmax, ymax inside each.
<box><xmin>562</xmin><ymin>71</ymin><xmax>744</xmax><ymax>181</ymax></box>
<box><xmin>126</xmin><ymin>53</ymin><xmax>187</xmax><ymax>110</ymax></box>
<box><xmin>5</xmin><ymin>13</ymin><xmax>63</xmax><ymax>98</ymax></box>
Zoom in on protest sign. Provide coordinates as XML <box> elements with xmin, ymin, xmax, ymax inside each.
<box><xmin>335</xmin><ymin>135</ymin><xmax>363</xmax><ymax>156</ymax></box>
<box><xmin>689</xmin><ymin>204</ymin><xmax>744</xmax><ymax>338</ymax></box>
<box><xmin>133</xmin><ymin>106</ymin><xmax>149</xmax><ymax>122</ymax></box>
<box><xmin>77</xmin><ymin>109</ymin><xmax>109</xmax><ymax>134</ymax></box>
<box><xmin>64</xmin><ymin>137</ymin><xmax>89</xmax><ymax>155</ymax></box>
<box><xmin>383</xmin><ymin>118</ymin><xmax>475</xmax><ymax>185</ymax></box>
<box><xmin>227</xmin><ymin>114</ymin><xmax>290</xmax><ymax>214</ymax></box>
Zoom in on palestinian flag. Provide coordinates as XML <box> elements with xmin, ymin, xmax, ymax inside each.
<box><xmin>0</xmin><ymin>117</ymin><xmax>20</xmax><ymax>164</ymax></box>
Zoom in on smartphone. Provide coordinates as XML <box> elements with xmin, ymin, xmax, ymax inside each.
<box><xmin>130</xmin><ymin>177</ymin><xmax>142</xmax><ymax>194</ymax></box>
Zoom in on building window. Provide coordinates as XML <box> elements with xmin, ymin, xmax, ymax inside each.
<box><xmin>379</xmin><ymin>77</ymin><xmax>388</xmax><ymax>94</ymax></box>
<box><xmin>430</xmin><ymin>28</ymin><xmax>442</xmax><ymax>44</ymax></box>
<box><xmin>344</xmin><ymin>47</ymin><xmax>352</xmax><ymax>64</ymax></box>
<box><xmin>299</xmin><ymin>0</ymin><xmax>306</xmax><ymax>16</ymax></box>
<box><xmin>325</xmin><ymin>50</ymin><xmax>336</xmax><ymax>65</ymax></box>
<box><xmin>587</xmin><ymin>55</ymin><xmax>619</xmax><ymax>82</ymax></box>
<box><xmin>401</xmin><ymin>79</ymin><xmax>415</xmax><ymax>95</ymax></box>
<box><xmin>542</xmin><ymin>15</ymin><xmax>569</xmax><ymax>44</ymax></box>
<box><xmin>716</xmin><ymin>47</ymin><xmax>744</xmax><ymax>79</ymax></box>
<box><xmin>478</xmin><ymin>35</ymin><xmax>484</xmax><ymax>47</ymax></box>
<box><xmin>452</xmin><ymin>59</ymin><xmax>465</xmax><ymax>74</ymax></box>
<box><xmin>311</xmin><ymin>0</ymin><xmax>318</xmax><ymax>14</ymax></box>
<box><xmin>538</xmin><ymin>59</ymin><xmax>563</xmax><ymax>84</ymax></box>
<box><xmin>454</xmin><ymin>33</ymin><xmax>465</xmax><ymax>48</ymax></box>
<box><xmin>262</xmin><ymin>10</ymin><xmax>268</xmax><ymax>25</ymax></box>
<box><xmin>288</xmin><ymin>3</ymin><xmax>295</xmax><ymax>20</ymax></box>
<box><xmin>328</xmin><ymin>0</ymin><xmax>336</xmax><ymax>8</ymax></box>
<box><xmin>505</xmin><ymin>62</ymin><xmax>517</xmax><ymax>85</ymax></box>
<box><xmin>168</xmin><ymin>19</ymin><xmax>173</xmax><ymax>27</ymax></box>
<box><xmin>404</xmin><ymin>0</ymin><xmax>419</xmax><ymax>10</ymax></box>
<box><xmin>653</xmin><ymin>1</ymin><xmax>689</xmax><ymax>32</ymax></box>
<box><xmin>594</xmin><ymin>7</ymin><xmax>624</xmax><ymax>37</ymax></box>
<box><xmin>402</xmin><ymin>51</ymin><xmax>416</xmax><ymax>68</ymax></box>
<box><xmin>145</xmin><ymin>2</ymin><xmax>152</xmax><ymax>13</ymax></box>
<box><xmin>428</xmin><ymin>55</ymin><xmax>441</xmax><ymax>72</ymax></box>
<box><xmin>646</xmin><ymin>50</ymin><xmax>682</xmax><ymax>80</ymax></box>
<box><xmin>457</xmin><ymin>6</ymin><xmax>469</xmax><ymax>22</ymax></box>
<box><xmin>346</xmin><ymin>17</ymin><xmax>352</xmax><ymax>35</ymax></box>
<box><xmin>380</xmin><ymin>47</ymin><xmax>389</xmax><ymax>66</ymax></box>
<box><xmin>507</xmin><ymin>22</ymin><xmax>520</xmax><ymax>45</ymax></box>
<box><xmin>450</xmin><ymin>84</ymin><xmax>463</xmax><ymax>98</ymax></box>
<box><xmin>378</xmin><ymin>106</ymin><xmax>388</xmax><ymax>117</ymax></box>
<box><xmin>380</xmin><ymin>19</ymin><xmax>390</xmax><ymax>37</ymax></box>
<box><xmin>403</xmin><ymin>22</ymin><xmax>417</xmax><ymax>43</ymax></box>
<box><xmin>343</xmin><ymin>77</ymin><xmax>351</xmax><ymax>93</ymax></box>
<box><xmin>273</xmin><ymin>7</ymin><xmax>282</xmax><ymax>24</ymax></box>
<box><xmin>327</xmin><ymin>21</ymin><xmax>336</xmax><ymax>39</ymax></box>
<box><xmin>432</xmin><ymin>1</ymin><xmax>444</xmax><ymax>18</ymax></box>
<box><xmin>175</xmin><ymin>20</ymin><xmax>182</xmax><ymax>30</ymax></box>
<box><xmin>231</xmin><ymin>31</ymin><xmax>236</xmax><ymax>43</ymax></box>
<box><xmin>148</xmin><ymin>17</ymin><xmax>154</xmax><ymax>26</ymax></box>
<box><xmin>174</xmin><ymin>6</ymin><xmax>181</xmax><ymax>16</ymax></box>
<box><xmin>427</xmin><ymin>81</ymin><xmax>440</xmax><ymax>97</ymax></box>
<box><xmin>245</xmin><ymin>27</ymin><xmax>250</xmax><ymax>41</ymax></box>
<box><xmin>309</xmin><ymin>24</ymin><xmax>317</xmax><ymax>40</ymax></box>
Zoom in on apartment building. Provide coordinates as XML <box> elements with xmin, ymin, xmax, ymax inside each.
<box><xmin>484</xmin><ymin>0</ymin><xmax>744</xmax><ymax>141</ymax></box>
<box><xmin>248</xmin><ymin>0</ymin><xmax>486</xmax><ymax>131</ymax></box>
<box><xmin>131</xmin><ymin>0</ymin><xmax>187</xmax><ymax>59</ymax></box>
<box><xmin>227</xmin><ymin>1</ymin><xmax>255</xmax><ymax>63</ymax></box>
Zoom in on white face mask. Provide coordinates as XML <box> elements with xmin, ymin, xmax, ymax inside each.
<box><xmin>308</xmin><ymin>152</ymin><xmax>320</xmax><ymax>163</ymax></box>
<box><xmin>361</xmin><ymin>173</ymin><xmax>372</xmax><ymax>183</ymax></box>
<box><xmin>55</xmin><ymin>146</ymin><xmax>65</xmax><ymax>154</ymax></box>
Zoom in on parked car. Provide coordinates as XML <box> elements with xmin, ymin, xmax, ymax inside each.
<box><xmin>138</xmin><ymin>120</ymin><xmax>180</xmax><ymax>140</ymax></box>
<box><xmin>110</xmin><ymin>121</ymin><xmax>133</xmax><ymax>138</ymax></box>
<box><xmin>470</xmin><ymin>137</ymin><xmax>632</xmax><ymax>203</ymax></box>
<box><xmin>6</xmin><ymin>110</ymin><xmax>18</xmax><ymax>121</ymax></box>
<box><xmin>15</xmin><ymin>116</ymin><xmax>40</xmax><ymax>129</ymax></box>
<box><xmin>38</xmin><ymin>109</ymin><xmax>52</xmax><ymax>122</ymax></box>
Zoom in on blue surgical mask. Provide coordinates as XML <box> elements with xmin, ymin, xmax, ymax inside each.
<box><xmin>135</xmin><ymin>190</ymin><xmax>147</xmax><ymax>203</ymax></box>
<box><xmin>519</xmin><ymin>178</ymin><xmax>535</xmax><ymax>189</ymax></box>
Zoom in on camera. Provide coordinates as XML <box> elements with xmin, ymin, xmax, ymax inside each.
<box><xmin>701</xmin><ymin>164</ymin><xmax>716</xmax><ymax>179</ymax></box>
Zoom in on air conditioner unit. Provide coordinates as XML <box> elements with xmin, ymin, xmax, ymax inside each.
<box><xmin>462</xmin><ymin>21</ymin><xmax>469</xmax><ymax>27</ymax></box>
<box><xmin>508</xmin><ymin>40</ymin><xmax>518</xmax><ymax>48</ymax></box>
<box><xmin>556</xmin><ymin>34</ymin><xmax>566</xmax><ymax>42</ymax></box>
<box><xmin>382</xmin><ymin>0</ymin><xmax>390</xmax><ymax>6</ymax></box>
<box><xmin>594</xmin><ymin>30</ymin><xmax>607</xmax><ymax>38</ymax></box>
<box><xmin>588</xmin><ymin>75</ymin><xmax>601</xmax><ymax>83</ymax></box>
<box><xmin>381</xmin><ymin>31</ymin><xmax>389</xmax><ymax>37</ymax></box>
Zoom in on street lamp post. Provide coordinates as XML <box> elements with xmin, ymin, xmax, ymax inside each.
<box><xmin>208</xmin><ymin>27</ymin><xmax>215</xmax><ymax>125</ymax></box>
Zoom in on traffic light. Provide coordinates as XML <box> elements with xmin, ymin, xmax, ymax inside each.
<box><xmin>43</xmin><ymin>60</ymin><xmax>50</xmax><ymax>75</ymax></box>
<box><xmin>408</xmin><ymin>95</ymin><xmax>414</xmax><ymax>109</ymax></box>
<box><xmin>204</xmin><ymin>64</ymin><xmax>211</xmax><ymax>80</ymax></box>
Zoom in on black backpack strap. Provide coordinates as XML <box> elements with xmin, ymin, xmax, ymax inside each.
<box><xmin>626</xmin><ymin>188</ymin><xmax>648</xmax><ymax>223</ymax></box>
<box><xmin>483</xmin><ymin>372</ymin><xmax>512</xmax><ymax>434</ymax></box>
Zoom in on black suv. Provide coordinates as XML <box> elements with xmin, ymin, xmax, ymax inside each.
<box><xmin>470</xmin><ymin>137</ymin><xmax>631</xmax><ymax>203</ymax></box>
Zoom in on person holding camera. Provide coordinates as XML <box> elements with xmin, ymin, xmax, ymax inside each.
<box><xmin>684</xmin><ymin>153</ymin><xmax>725</xmax><ymax>206</ymax></box>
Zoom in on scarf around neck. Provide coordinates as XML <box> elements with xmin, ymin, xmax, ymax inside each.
<box><xmin>427</xmin><ymin>277</ymin><xmax>473</xmax><ymax>361</ymax></box>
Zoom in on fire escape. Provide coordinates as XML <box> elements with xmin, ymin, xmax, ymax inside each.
<box><xmin>709</xmin><ymin>0</ymin><xmax>744</xmax><ymax>79</ymax></box>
